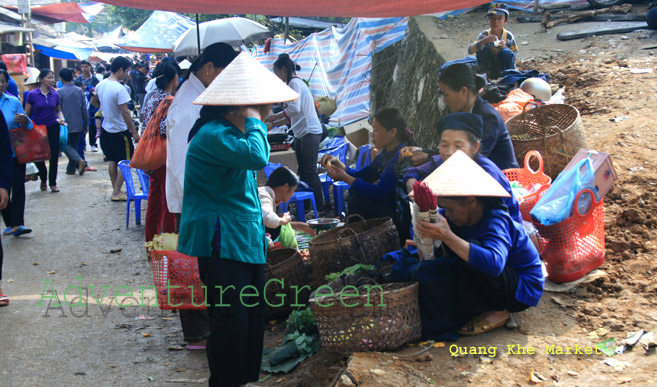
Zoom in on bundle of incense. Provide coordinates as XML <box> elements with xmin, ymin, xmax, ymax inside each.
<box><xmin>412</xmin><ymin>181</ymin><xmax>439</xmax><ymax>260</ymax></box>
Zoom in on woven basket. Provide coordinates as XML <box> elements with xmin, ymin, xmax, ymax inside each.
<box><xmin>265</xmin><ymin>248</ymin><xmax>309</xmax><ymax>318</ymax></box>
<box><xmin>308</xmin><ymin>215</ymin><xmax>399</xmax><ymax>286</ymax></box>
<box><xmin>503</xmin><ymin>150</ymin><xmax>552</xmax><ymax>221</ymax></box>
<box><xmin>506</xmin><ymin>103</ymin><xmax>587</xmax><ymax>179</ymax></box>
<box><xmin>309</xmin><ymin>280</ymin><xmax>422</xmax><ymax>353</ymax></box>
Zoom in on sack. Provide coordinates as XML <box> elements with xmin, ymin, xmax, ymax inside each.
<box><xmin>279</xmin><ymin>223</ymin><xmax>298</xmax><ymax>249</ymax></box>
<box><xmin>130</xmin><ymin>96</ymin><xmax>173</xmax><ymax>170</ymax></box>
<box><xmin>9</xmin><ymin>125</ymin><xmax>51</xmax><ymax>163</ymax></box>
<box><xmin>59</xmin><ymin>125</ymin><xmax>68</xmax><ymax>151</ymax></box>
<box><xmin>530</xmin><ymin>158</ymin><xmax>596</xmax><ymax>226</ymax></box>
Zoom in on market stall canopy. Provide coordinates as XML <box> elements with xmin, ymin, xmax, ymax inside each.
<box><xmin>173</xmin><ymin>17</ymin><xmax>269</xmax><ymax>56</ymax></box>
<box><xmin>97</xmin><ymin>0</ymin><xmax>491</xmax><ymax>17</ymax></box>
<box><xmin>4</xmin><ymin>2</ymin><xmax>90</xmax><ymax>24</ymax></box>
<box><xmin>117</xmin><ymin>10</ymin><xmax>195</xmax><ymax>53</ymax></box>
<box><xmin>33</xmin><ymin>37</ymin><xmax>95</xmax><ymax>60</ymax></box>
<box><xmin>270</xmin><ymin>17</ymin><xmax>345</xmax><ymax>30</ymax></box>
<box><xmin>93</xmin><ymin>25</ymin><xmax>124</xmax><ymax>49</ymax></box>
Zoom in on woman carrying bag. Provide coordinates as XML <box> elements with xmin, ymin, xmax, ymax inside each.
<box><xmin>0</xmin><ymin>69</ymin><xmax>33</xmax><ymax>237</ymax></box>
<box><xmin>25</xmin><ymin>69</ymin><xmax>66</xmax><ymax>192</ymax></box>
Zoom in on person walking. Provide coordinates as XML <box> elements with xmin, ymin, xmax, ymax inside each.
<box><xmin>91</xmin><ymin>56</ymin><xmax>140</xmax><ymax>201</ymax></box>
<box><xmin>25</xmin><ymin>69</ymin><xmax>66</xmax><ymax>193</ymax></box>
<box><xmin>0</xmin><ymin>69</ymin><xmax>33</xmax><ymax>237</ymax></box>
<box><xmin>57</xmin><ymin>68</ymin><xmax>88</xmax><ymax>176</ymax></box>
<box><xmin>74</xmin><ymin>60</ymin><xmax>100</xmax><ymax>152</ymax></box>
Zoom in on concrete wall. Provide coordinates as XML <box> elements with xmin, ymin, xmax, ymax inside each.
<box><xmin>371</xmin><ymin>16</ymin><xmax>463</xmax><ymax>149</ymax></box>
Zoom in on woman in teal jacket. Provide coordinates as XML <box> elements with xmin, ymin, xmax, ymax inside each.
<box><xmin>177</xmin><ymin>53</ymin><xmax>299</xmax><ymax>387</ymax></box>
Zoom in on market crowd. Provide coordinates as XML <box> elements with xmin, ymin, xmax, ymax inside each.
<box><xmin>0</xmin><ymin>5</ymin><xmax>547</xmax><ymax>385</ymax></box>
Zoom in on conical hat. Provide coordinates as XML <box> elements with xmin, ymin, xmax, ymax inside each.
<box><xmin>24</xmin><ymin>67</ymin><xmax>39</xmax><ymax>85</ymax></box>
<box><xmin>178</xmin><ymin>59</ymin><xmax>192</xmax><ymax>70</ymax></box>
<box><xmin>194</xmin><ymin>52</ymin><xmax>299</xmax><ymax>106</ymax></box>
<box><xmin>423</xmin><ymin>150</ymin><xmax>510</xmax><ymax>198</ymax></box>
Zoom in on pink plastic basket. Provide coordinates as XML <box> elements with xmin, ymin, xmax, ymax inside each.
<box><xmin>151</xmin><ymin>251</ymin><xmax>206</xmax><ymax>310</ymax></box>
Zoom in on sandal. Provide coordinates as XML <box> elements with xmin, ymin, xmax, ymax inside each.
<box><xmin>111</xmin><ymin>193</ymin><xmax>127</xmax><ymax>202</ymax></box>
<box><xmin>50</xmin><ymin>186</ymin><xmax>60</xmax><ymax>193</ymax></box>
<box><xmin>458</xmin><ymin>312</ymin><xmax>509</xmax><ymax>336</ymax></box>
<box><xmin>40</xmin><ymin>181</ymin><xmax>47</xmax><ymax>191</ymax></box>
<box><xmin>12</xmin><ymin>225</ymin><xmax>32</xmax><ymax>237</ymax></box>
<box><xmin>0</xmin><ymin>294</ymin><xmax>8</xmax><ymax>307</ymax></box>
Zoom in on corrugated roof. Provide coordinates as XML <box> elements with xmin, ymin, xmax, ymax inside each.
<box><xmin>0</xmin><ymin>22</ymin><xmax>35</xmax><ymax>33</ymax></box>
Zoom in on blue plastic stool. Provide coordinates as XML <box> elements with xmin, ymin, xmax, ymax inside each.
<box><xmin>118</xmin><ymin>160</ymin><xmax>149</xmax><ymax>228</ymax></box>
<box><xmin>280</xmin><ymin>191</ymin><xmax>318</xmax><ymax>222</ymax></box>
<box><xmin>319</xmin><ymin>142</ymin><xmax>349</xmax><ymax>204</ymax></box>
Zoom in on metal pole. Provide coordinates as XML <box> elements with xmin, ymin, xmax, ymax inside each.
<box><xmin>284</xmin><ymin>17</ymin><xmax>289</xmax><ymax>45</ymax></box>
<box><xmin>195</xmin><ymin>14</ymin><xmax>201</xmax><ymax>56</ymax></box>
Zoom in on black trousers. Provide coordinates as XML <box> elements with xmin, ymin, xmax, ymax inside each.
<box><xmin>294</xmin><ymin>133</ymin><xmax>324</xmax><ymax>209</ymax></box>
<box><xmin>457</xmin><ymin>259</ymin><xmax>530</xmax><ymax>315</ymax></box>
<box><xmin>35</xmin><ymin>124</ymin><xmax>60</xmax><ymax>187</ymax></box>
<box><xmin>88</xmin><ymin>114</ymin><xmax>97</xmax><ymax>147</ymax></box>
<box><xmin>0</xmin><ymin>235</ymin><xmax>3</xmax><ymax>281</ymax></box>
<box><xmin>197</xmin><ymin>255</ymin><xmax>265</xmax><ymax>387</ymax></box>
<box><xmin>1</xmin><ymin>158</ymin><xmax>26</xmax><ymax>228</ymax></box>
<box><xmin>178</xmin><ymin>309</ymin><xmax>210</xmax><ymax>342</ymax></box>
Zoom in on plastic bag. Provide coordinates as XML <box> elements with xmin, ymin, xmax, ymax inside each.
<box><xmin>279</xmin><ymin>223</ymin><xmax>298</xmax><ymax>250</ymax></box>
<box><xmin>59</xmin><ymin>125</ymin><xmax>68</xmax><ymax>151</ymax></box>
<box><xmin>130</xmin><ymin>96</ymin><xmax>172</xmax><ymax>170</ymax></box>
<box><xmin>9</xmin><ymin>125</ymin><xmax>50</xmax><ymax>163</ymax></box>
<box><xmin>530</xmin><ymin>158</ymin><xmax>597</xmax><ymax>226</ymax></box>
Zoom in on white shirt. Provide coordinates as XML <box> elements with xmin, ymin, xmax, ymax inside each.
<box><xmin>284</xmin><ymin>78</ymin><xmax>322</xmax><ymax>139</ymax></box>
<box><xmin>259</xmin><ymin>186</ymin><xmax>281</xmax><ymax>229</ymax></box>
<box><xmin>165</xmin><ymin>73</ymin><xmax>205</xmax><ymax>213</ymax></box>
<box><xmin>95</xmin><ymin>79</ymin><xmax>131</xmax><ymax>133</ymax></box>
<box><xmin>146</xmin><ymin>78</ymin><xmax>157</xmax><ymax>93</ymax></box>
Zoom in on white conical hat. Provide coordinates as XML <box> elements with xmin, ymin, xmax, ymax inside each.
<box><xmin>24</xmin><ymin>67</ymin><xmax>40</xmax><ymax>85</ymax></box>
<box><xmin>194</xmin><ymin>52</ymin><xmax>299</xmax><ymax>106</ymax></box>
<box><xmin>423</xmin><ymin>150</ymin><xmax>511</xmax><ymax>198</ymax></box>
<box><xmin>178</xmin><ymin>59</ymin><xmax>192</xmax><ymax>70</ymax></box>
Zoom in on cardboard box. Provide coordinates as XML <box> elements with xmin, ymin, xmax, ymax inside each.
<box><xmin>563</xmin><ymin>148</ymin><xmax>617</xmax><ymax>198</ymax></box>
<box><xmin>339</xmin><ymin>118</ymin><xmax>372</xmax><ymax>148</ymax></box>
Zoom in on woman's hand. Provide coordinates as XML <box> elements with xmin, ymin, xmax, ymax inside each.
<box><xmin>57</xmin><ymin>117</ymin><xmax>66</xmax><ymax>125</ymax></box>
<box><xmin>406</xmin><ymin>178</ymin><xmax>417</xmax><ymax>195</ymax></box>
<box><xmin>327</xmin><ymin>165</ymin><xmax>350</xmax><ymax>182</ymax></box>
<box><xmin>400</xmin><ymin>146</ymin><xmax>422</xmax><ymax>158</ymax></box>
<box><xmin>280</xmin><ymin>212</ymin><xmax>292</xmax><ymax>226</ymax></box>
<box><xmin>415</xmin><ymin>214</ymin><xmax>454</xmax><ymax>242</ymax></box>
<box><xmin>295</xmin><ymin>222</ymin><xmax>316</xmax><ymax>236</ymax></box>
<box><xmin>320</xmin><ymin>154</ymin><xmax>345</xmax><ymax>170</ymax></box>
<box><xmin>14</xmin><ymin>114</ymin><xmax>28</xmax><ymax>127</ymax></box>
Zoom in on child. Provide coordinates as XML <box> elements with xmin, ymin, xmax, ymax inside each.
<box><xmin>468</xmin><ymin>3</ymin><xmax>519</xmax><ymax>79</ymax></box>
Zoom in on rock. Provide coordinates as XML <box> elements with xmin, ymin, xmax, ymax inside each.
<box><xmin>338</xmin><ymin>374</ymin><xmax>356</xmax><ymax>387</ymax></box>
<box><xmin>371</xmin><ymin>368</ymin><xmax>386</xmax><ymax>375</ymax></box>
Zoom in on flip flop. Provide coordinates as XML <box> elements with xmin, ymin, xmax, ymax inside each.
<box><xmin>40</xmin><ymin>182</ymin><xmax>47</xmax><ymax>191</ymax></box>
<box><xmin>12</xmin><ymin>226</ymin><xmax>32</xmax><ymax>237</ymax></box>
<box><xmin>458</xmin><ymin>315</ymin><xmax>508</xmax><ymax>336</ymax></box>
<box><xmin>186</xmin><ymin>344</ymin><xmax>206</xmax><ymax>351</ymax></box>
<box><xmin>84</xmin><ymin>166</ymin><xmax>97</xmax><ymax>172</ymax></box>
<box><xmin>3</xmin><ymin>227</ymin><xmax>12</xmax><ymax>235</ymax></box>
<box><xmin>0</xmin><ymin>294</ymin><xmax>8</xmax><ymax>307</ymax></box>
<box><xmin>111</xmin><ymin>193</ymin><xmax>127</xmax><ymax>202</ymax></box>
<box><xmin>50</xmin><ymin>186</ymin><xmax>60</xmax><ymax>193</ymax></box>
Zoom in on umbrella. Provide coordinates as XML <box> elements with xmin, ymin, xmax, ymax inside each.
<box><xmin>173</xmin><ymin>17</ymin><xmax>269</xmax><ymax>56</ymax></box>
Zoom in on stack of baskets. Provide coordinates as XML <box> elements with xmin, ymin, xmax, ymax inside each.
<box><xmin>506</xmin><ymin>103</ymin><xmax>587</xmax><ymax>179</ymax></box>
<box><xmin>309</xmin><ymin>279</ymin><xmax>422</xmax><ymax>353</ymax></box>
<box><xmin>308</xmin><ymin>215</ymin><xmax>399</xmax><ymax>286</ymax></box>
<box><xmin>502</xmin><ymin>150</ymin><xmax>552</xmax><ymax>221</ymax></box>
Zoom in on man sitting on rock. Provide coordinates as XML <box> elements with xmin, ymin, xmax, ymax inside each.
<box><xmin>468</xmin><ymin>3</ymin><xmax>519</xmax><ymax>80</ymax></box>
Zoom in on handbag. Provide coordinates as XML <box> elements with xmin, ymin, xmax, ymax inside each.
<box><xmin>59</xmin><ymin>125</ymin><xmax>68</xmax><ymax>151</ymax></box>
<box><xmin>130</xmin><ymin>96</ymin><xmax>173</xmax><ymax>170</ymax></box>
<box><xmin>9</xmin><ymin>124</ymin><xmax>51</xmax><ymax>163</ymax></box>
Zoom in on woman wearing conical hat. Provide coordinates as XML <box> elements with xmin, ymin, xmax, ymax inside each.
<box><xmin>177</xmin><ymin>53</ymin><xmax>300</xmax><ymax>387</ymax></box>
<box><xmin>414</xmin><ymin>150</ymin><xmax>544</xmax><ymax>336</ymax></box>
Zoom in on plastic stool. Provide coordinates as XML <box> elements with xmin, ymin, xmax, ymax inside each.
<box><xmin>280</xmin><ymin>191</ymin><xmax>318</xmax><ymax>222</ymax></box>
<box><xmin>333</xmin><ymin>181</ymin><xmax>349</xmax><ymax>216</ymax></box>
<box><xmin>117</xmin><ymin>160</ymin><xmax>149</xmax><ymax>228</ymax></box>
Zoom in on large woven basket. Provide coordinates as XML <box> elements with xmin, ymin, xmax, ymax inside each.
<box><xmin>506</xmin><ymin>103</ymin><xmax>587</xmax><ymax>179</ymax></box>
<box><xmin>265</xmin><ymin>248</ymin><xmax>309</xmax><ymax>318</ymax></box>
<box><xmin>308</xmin><ymin>215</ymin><xmax>399</xmax><ymax>286</ymax></box>
<box><xmin>309</xmin><ymin>280</ymin><xmax>422</xmax><ymax>353</ymax></box>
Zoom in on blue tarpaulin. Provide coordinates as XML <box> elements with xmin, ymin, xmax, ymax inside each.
<box><xmin>34</xmin><ymin>44</ymin><xmax>94</xmax><ymax>60</ymax></box>
<box><xmin>117</xmin><ymin>10</ymin><xmax>195</xmax><ymax>53</ymax></box>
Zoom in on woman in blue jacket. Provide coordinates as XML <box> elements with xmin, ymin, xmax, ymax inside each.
<box><xmin>320</xmin><ymin>108</ymin><xmax>415</xmax><ymax>243</ymax></box>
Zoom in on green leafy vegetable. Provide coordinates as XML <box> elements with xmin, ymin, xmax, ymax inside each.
<box><xmin>325</xmin><ymin>264</ymin><xmax>375</xmax><ymax>282</ymax></box>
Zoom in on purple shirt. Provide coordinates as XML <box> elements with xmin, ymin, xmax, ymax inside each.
<box><xmin>26</xmin><ymin>88</ymin><xmax>60</xmax><ymax>126</ymax></box>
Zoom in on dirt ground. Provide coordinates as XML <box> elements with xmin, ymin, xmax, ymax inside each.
<box><xmin>2</xmin><ymin>5</ymin><xmax>657</xmax><ymax>387</ymax></box>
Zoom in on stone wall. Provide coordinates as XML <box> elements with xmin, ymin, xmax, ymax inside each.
<box><xmin>371</xmin><ymin>16</ymin><xmax>463</xmax><ymax>149</ymax></box>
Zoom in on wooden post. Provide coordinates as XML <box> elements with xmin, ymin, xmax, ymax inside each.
<box><xmin>284</xmin><ymin>17</ymin><xmax>289</xmax><ymax>45</ymax></box>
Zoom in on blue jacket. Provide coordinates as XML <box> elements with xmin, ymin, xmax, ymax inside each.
<box><xmin>347</xmin><ymin>143</ymin><xmax>404</xmax><ymax>204</ymax></box>
<box><xmin>178</xmin><ymin>117</ymin><xmax>269</xmax><ymax>262</ymax></box>
<box><xmin>453</xmin><ymin>208</ymin><xmax>544</xmax><ymax>307</ymax></box>
<box><xmin>472</xmin><ymin>96</ymin><xmax>519</xmax><ymax>170</ymax></box>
